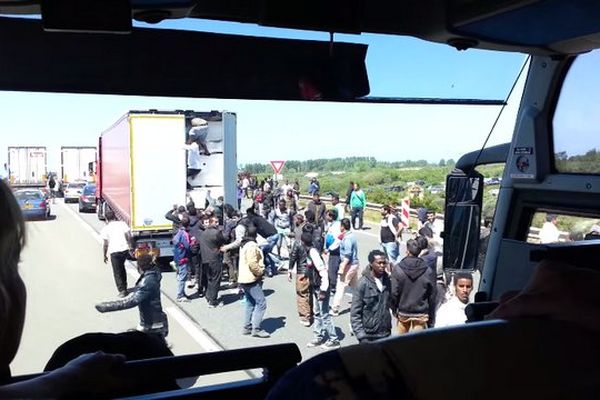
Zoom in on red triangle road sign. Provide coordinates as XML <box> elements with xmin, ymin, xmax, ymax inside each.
<box><xmin>270</xmin><ymin>160</ymin><xmax>286</xmax><ymax>174</ymax></box>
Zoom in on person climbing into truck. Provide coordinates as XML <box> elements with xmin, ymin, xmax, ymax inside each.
<box><xmin>189</xmin><ymin>117</ymin><xmax>211</xmax><ymax>156</ymax></box>
<box><xmin>183</xmin><ymin>132</ymin><xmax>202</xmax><ymax>190</ymax></box>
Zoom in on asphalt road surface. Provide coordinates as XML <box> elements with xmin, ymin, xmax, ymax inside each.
<box><xmin>10</xmin><ymin>198</ymin><xmax>418</xmax><ymax>382</ymax></box>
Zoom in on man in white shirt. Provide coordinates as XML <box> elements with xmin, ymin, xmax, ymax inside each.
<box><xmin>539</xmin><ymin>214</ymin><xmax>560</xmax><ymax>244</ymax></box>
<box><xmin>435</xmin><ymin>272</ymin><xmax>473</xmax><ymax>328</ymax></box>
<box><xmin>100</xmin><ymin>209</ymin><xmax>132</xmax><ymax>297</ymax></box>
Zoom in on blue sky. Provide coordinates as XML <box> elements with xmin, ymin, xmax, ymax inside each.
<box><xmin>0</xmin><ymin>17</ymin><xmax>527</xmax><ymax>170</ymax></box>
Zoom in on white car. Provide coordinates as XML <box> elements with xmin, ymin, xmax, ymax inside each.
<box><xmin>63</xmin><ymin>182</ymin><xmax>86</xmax><ymax>203</ymax></box>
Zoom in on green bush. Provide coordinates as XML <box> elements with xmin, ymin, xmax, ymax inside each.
<box><xmin>367</xmin><ymin>187</ymin><xmax>400</xmax><ymax>206</ymax></box>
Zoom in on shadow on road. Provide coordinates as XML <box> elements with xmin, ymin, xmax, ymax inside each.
<box><xmin>262</xmin><ymin>316</ymin><xmax>286</xmax><ymax>334</ymax></box>
<box><xmin>220</xmin><ymin>292</ymin><xmax>242</xmax><ymax>305</ymax></box>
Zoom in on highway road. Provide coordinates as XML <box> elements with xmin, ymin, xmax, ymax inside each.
<box><xmin>10</xmin><ymin>198</ymin><xmax>428</xmax><ymax>382</ymax></box>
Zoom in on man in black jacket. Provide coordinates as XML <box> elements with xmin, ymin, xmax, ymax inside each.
<box><xmin>350</xmin><ymin>250</ymin><xmax>392</xmax><ymax>343</ymax></box>
<box><xmin>200</xmin><ymin>216</ymin><xmax>227</xmax><ymax>307</ymax></box>
<box><xmin>95</xmin><ymin>254</ymin><xmax>168</xmax><ymax>339</ymax></box>
<box><xmin>390</xmin><ymin>239</ymin><xmax>437</xmax><ymax>334</ymax></box>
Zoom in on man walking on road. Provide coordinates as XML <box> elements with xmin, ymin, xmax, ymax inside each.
<box><xmin>101</xmin><ymin>209</ymin><xmax>132</xmax><ymax>298</ymax></box>
<box><xmin>173</xmin><ymin>215</ymin><xmax>192</xmax><ymax>303</ymax></box>
<box><xmin>350</xmin><ymin>183</ymin><xmax>366</xmax><ymax>230</ymax></box>
<box><xmin>345</xmin><ymin>181</ymin><xmax>354</xmax><ymax>213</ymax></box>
<box><xmin>306</xmin><ymin>192</ymin><xmax>327</xmax><ymax>232</ymax></box>
<box><xmin>390</xmin><ymin>239</ymin><xmax>437</xmax><ymax>334</ymax></box>
<box><xmin>351</xmin><ymin>250</ymin><xmax>392</xmax><ymax>343</ymax></box>
<box><xmin>331</xmin><ymin>218</ymin><xmax>359</xmax><ymax>316</ymax></box>
<box><xmin>200</xmin><ymin>216</ymin><xmax>227</xmax><ymax>307</ymax></box>
<box><xmin>303</xmin><ymin>232</ymin><xmax>339</xmax><ymax>350</ymax></box>
<box><xmin>238</xmin><ymin>225</ymin><xmax>270</xmax><ymax>338</ymax></box>
<box><xmin>380</xmin><ymin>205</ymin><xmax>402</xmax><ymax>264</ymax></box>
<box><xmin>324</xmin><ymin>209</ymin><xmax>342</xmax><ymax>295</ymax></box>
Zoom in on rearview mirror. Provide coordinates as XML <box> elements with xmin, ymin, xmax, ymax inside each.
<box><xmin>443</xmin><ymin>169</ymin><xmax>483</xmax><ymax>271</ymax></box>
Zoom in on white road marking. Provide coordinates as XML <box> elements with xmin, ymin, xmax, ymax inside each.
<box><xmin>165</xmin><ymin>306</ymin><xmax>222</xmax><ymax>352</ymax></box>
<box><xmin>59</xmin><ymin>201</ymin><xmax>223</xmax><ymax>353</ymax></box>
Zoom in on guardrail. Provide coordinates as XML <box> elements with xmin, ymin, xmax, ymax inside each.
<box><xmin>297</xmin><ymin>194</ymin><xmax>570</xmax><ymax>243</ymax></box>
<box><xmin>297</xmin><ymin>194</ymin><xmax>422</xmax><ymax>219</ymax></box>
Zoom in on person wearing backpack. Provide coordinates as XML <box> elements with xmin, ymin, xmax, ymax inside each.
<box><xmin>301</xmin><ymin>232</ymin><xmax>339</xmax><ymax>350</ymax></box>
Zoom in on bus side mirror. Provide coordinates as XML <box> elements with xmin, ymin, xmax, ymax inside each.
<box><xmin>442</xmin><ymin>170</ymin><xmax>483</xmax><ymax>271</ymax></box>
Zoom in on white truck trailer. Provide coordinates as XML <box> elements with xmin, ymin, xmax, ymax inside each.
<box><xmin>96</xmin><ymin>110</ymin><xmax>237</xmax><ymax>259</ymax></box>
<box><xmin>7</xmin><ymin>146</ymin><xmax>47</xmax><ymax>187</ymax></box>
<box><xmin>60</xmin><ymin>146</ymin><xmax>97</xmax><ymax>183</ymax></box>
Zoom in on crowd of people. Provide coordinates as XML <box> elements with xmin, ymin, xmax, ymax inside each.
<box><xmin>98</xmin><ymin>175</ymin><xmax>475</xmax><ymax>351</ymax></box>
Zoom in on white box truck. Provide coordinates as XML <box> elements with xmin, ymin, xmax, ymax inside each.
<box><xmin>96</xmin><ymin>110</ymin><xmax>237</xmax><ymax>259</ymax></box>
<box><xmin>7</xmin><ymin>146</ymin><xmax>47</xmax><ymax>187</ymax></box>
<box><xmin>60</xmin><ymin>146</ymin><xmax>97</xmax><ymax>183</ymax></box>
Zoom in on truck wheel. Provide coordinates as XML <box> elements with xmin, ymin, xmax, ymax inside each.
<box><xmin>97</xmin><ymin>201</ymin><xmax>105</xmax><ymax>220</ymax></box>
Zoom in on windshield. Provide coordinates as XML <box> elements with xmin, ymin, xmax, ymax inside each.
<box><xmin>15</xmin><ymin>191</ymin><xmax>43</xmax><ymax>200</ymax></box>
<box><xmin>0</xmin><ymin>18</ymin><xmax>528</xmax><ymax>389</ymax></box>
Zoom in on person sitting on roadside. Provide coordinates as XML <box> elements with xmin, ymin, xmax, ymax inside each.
<box><xmin>95</xmin><ymin>254</ymin><xmax>169</xmax><ymax>339</ymax></box>
<box><xmin>0</xmin><ymin>179</ymin><xmax>129</xmax><ymax>398</ymax></box>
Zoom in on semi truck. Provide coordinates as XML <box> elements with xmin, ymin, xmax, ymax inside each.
<box><xmin>60</xmin><ymin>146</ymin><xmax>97</xmax><ymax>183</ymax></box>
<box><xmin>7</xmin><ymin>146</ymin><xmax>47</xmax><ymax>187</ymax></box>
<box><xmin>96</xmin><ymin>110</ymin><xmax>237</xmax><ymax>260</ymax></box>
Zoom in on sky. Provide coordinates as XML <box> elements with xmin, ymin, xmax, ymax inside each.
<box><xmin>0</xmin><ymin>17</ymin><xmax>528</xmax><ymax>171</ymax></box>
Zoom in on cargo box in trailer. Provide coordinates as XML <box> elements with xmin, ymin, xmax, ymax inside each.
<box><xmin>60</xmin><ymin>146</ymin><xmax>97</xmax><ymax>183</ymax></box>
<box><xmin>96</xmin><ymin>110</ymin><xmax>237</xmax><ymax>259</ymax></box>
<box><xmin>7</xmin><ymin>146</ymin><xmax>47</xmax><ymax>187</ymax></box>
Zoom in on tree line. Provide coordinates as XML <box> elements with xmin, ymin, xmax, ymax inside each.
<box><xmin>242</xmin><ymin>157</ymin><xmax>457</xmax><ymax>175</ymax></box>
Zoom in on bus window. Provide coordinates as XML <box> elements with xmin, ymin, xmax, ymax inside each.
<box><xmin>553</xmin><ymin>50</ymin><xmax>600</xmax><ymax>174</ymax></box>
<box><xmin>527</xmin><ymin>212</ymin><xmax>600</xmax><ymax>244</ymax></box>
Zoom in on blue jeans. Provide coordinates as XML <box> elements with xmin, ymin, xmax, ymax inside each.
<box><xmin>241</xmin><ymin>281</ymin><xmax>267</xmax><ymax>330</ymax></box>
<box><xmin>382</xmin><ymin>241</ymin><xmax>399</xmax><ymax>264</ymax></box>
<box><xmin>351</xmin><ymin>207</ymin><xmax>364</xmax><ymax>230</ymax></box>
<box><xmin>261</xmin><ymin>234</ymin><xmax>280</xmax><ymax>275</ymax></box>
<box><xmin>312</xmin><ymin>290</ymin><xmax>338</xmax><ymax>342</ymax></box>
<box><xmin>176</xmin><ymin>263</ymin><xmax>189</xmax><ymax>299</ymax></box>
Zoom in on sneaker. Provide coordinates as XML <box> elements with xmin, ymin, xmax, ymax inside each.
<box><xmin>251</xmin><ymin>329</ymin><xmax>270</xmax><ymax>338</ymax></box>
<box><xmin>242</xmin><ymin>327</ymin><xmax>252</xmax><ymax>335</ymax></box>
<box><xmin>177</xmin><ymin>297</ymin><xmax>190</xmax><ymax>303</ymax></box>
<box><xmin>321</xmin><ymin>340</ymin><xmax>341</xmax><ymax>350</ymax></box>
<box><xmin>208</xmin><ymin>303</ymin><xmax>217</xmax><ymax>308</ymax></box>
<box><xmin>306</xmin><ymin>338</ymin><xmax>324</xmax><ymax>348</ymax></box>
<box><xmin>300</xmin><ymin>319</ymin><xmax>311</xmax><ymax>327</ymax></box>
<box><xmin>330</xmin><ymin>308</ymin><xmax>340</xmax><ymax>317</ymax></box>
<box><xmin>118</xmin><ymin>291</ymin><xmax>128</xmax><ymax>298</ymax></box>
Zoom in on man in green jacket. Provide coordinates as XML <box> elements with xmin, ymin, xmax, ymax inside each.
<box><xmin>350</xmin><ymin>183</ymin><xmax>366</xmax><ymax>230</ymax></box>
